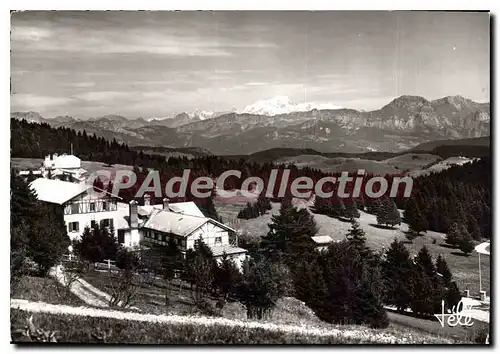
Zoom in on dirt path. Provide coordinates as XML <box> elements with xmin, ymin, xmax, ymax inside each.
<box><xmin>50</xmin><ymin>265</ymin><xmax>110</xmax><ymax>307</ymax></box>
<box><xmin>10</xmin><ymin>298</ymin><xmax>426</xmax><ymax>344</ymax></box>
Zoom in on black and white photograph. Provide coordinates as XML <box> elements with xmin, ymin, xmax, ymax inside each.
<box><xmin>9</xmin><ymin>9</ymin><xmax>491</xmax><ymax>345</ymax></box>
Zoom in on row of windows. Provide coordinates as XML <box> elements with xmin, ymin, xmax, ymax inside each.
<box><xmin>64</xmin><ymin>199</ymin><xmax>117</xmax><ymax>215</ymax></box>
<box><xmin>67</xmin><ymin>218</ymin><xmax>114</xmax><ymax>233</ymax></box>
<box><xmin>144</xmin><ymin>230</ymin><xmax>186</xmax><ymax>247</ymax></box>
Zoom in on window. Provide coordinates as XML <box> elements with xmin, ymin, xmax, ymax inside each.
<box><xmin>68</xmin><ymin>222</ymin><xmax>79</xmax><ymax>233</ymax></box>
<box><xmin>89</xmin><ymin>202</ymin><xmax>96</xmax><ymax>212</ymax></box>
<box><xmin>118</xmin><ymin>230</ymin><xmax>125</xmax><ymax>244</ymax></box>
<box><xmin>100</xmin><ymin>219</ymin><xmax>114</xmax><ymax>229</ymax></box>
<box><xmin>102</xmin><ymin>201</ymin><xmax>108</xmax><ymax>211</ymax></box>
<box><xmin>71</xmin><ymin>203</ymin><xmax>79</xmax><ymax>214</ymax></box>
<box><xmin>90</xmin><ymin>220</ymin><xmax>97</xmax><ymax>229</ymax></box>
<box><xmin>215</xmin><ymin>236</ymin><xmax>222</xmax><ymax>244</ymax></box>
<box><xmin>162</xmin><ymin>234</ymin><xmax>167</xmax><ymax>242</ymax></box>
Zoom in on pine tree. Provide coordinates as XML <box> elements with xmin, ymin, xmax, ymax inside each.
<box><xmin>408</xmin><ymin>265</ymin><xmax>436</xmax><ymax>316</ymax></box>
<box><xmin>468</xmin><ymin>216</ymin><xmax>482</xmax><ymax>241</ymax></box>
<box><xmin>11</xmin><ymin>171</ymin><xmax>38</xmax><ymax>279</ymax></box>
<box><xmin>215</xmin><ymin>252</ymin><xmax>242</xmax><ymax>301</ymax></box>
<box><xmin>343</xmin><ymin>199</ymin><xmax>360</xmax><ymax>220</ymax></box>
<box><xmin>331</xmin><ymin>197</ymin><xmax>346</xmax><ymax>219</ymax></box>
<box><xmin>74</xmin><ymin>226</ymin><xmax>105</xmax><ymax>264</ymax></box>
<box><xmin>415</xmin><ymin>246</ymin><xmax>436</xmax><ymax>280</ymax></box>
<box><xmin>446</xmin><ymin>222</ymin><xmax>467</xmax><ymax>247</ymax></box>
<box><xmin>346</xmin><ymin>221</ymin><xmax>373</xmax><ymax>263</ymax></box>
<box><xmin>261</xmin><ymin>201</ymin><xmax>317</xmax><ymax>260</ymax></box>
<box><xmin>293</xmin><ymin>257</ymin><xmax>317</xmax><ymax>303</ymax></box>
<box><xmin>459</xmin><ymin>233</ymin><xmax>474</xmax><ymax>256</ymax></box>
<box><xmin>446</xmin><ymin>281</ymin><xmax>462</xmax><ymax>310</ymax></box>
<box><xmin>435</xmin><ymin>254</ymin><xmax>452</xmax><ymax>285</ymax></box>
<box><xmin>189</xmin><ymin>237</ymin><xmax>215</xmax><ymax>305</ymax></box>
<box><xmin>382</xmin><ymin>239</ymin><xmax>413</xmax><ymax>312</ymax></box>
<box><xmin>405</xmin><ymin>197</ymin><xmax>428</xmax><ymax>235</ymax></box>
<box><xmin>353</xmin><ymin>274</ymin><xmax>389</xmax><ymax>329</ymax></box>
<box><xmin>256</xmin><ymin>189</ymin><xmax>272</xmax><ymax>214</ymax></box>
<box><xmin>365</xmin><ymin>198</ymin><xmax>380</xmax><ymax>215</ymax></box>
<box><xmin>386</xmin><ymin>199</ymin><xmax>402</xmax><ymax>227</ymax></box>
<box><xmin>236</xmin><ymin>258</ymin><xmax>281</xmax><ymax>320</ymax></box>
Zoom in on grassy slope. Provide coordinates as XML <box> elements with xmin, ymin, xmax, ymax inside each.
<box><xmin>11</xmin><ymin>308</ymin><xmax>462</xmax><ymax>344</ymax></box>
<box><xmin>409</xmin><ymin>157</ymin><xmax>478</xmax><ymax>178</ymax></box>
<box><xmin>275</xmin><ymin>153</ymin><xmax>443</xmax><ymax>175</ymax></box>
<box><xmin>381</xmin><ymin>153</ymin><xmax>442</xmax><ymax>172</ymax></box>
<box><xmin>276</xmin><ymin>155</ymin><xmax>401</xmax><ymax>175</ymax></box>
<box><xmin>10</xmin><ymin>272</ymin><xmax>471</xmax><ymax>344</ymax></box>
<box><xmin>81</xmin><ymin>270</ymin><xmax>336</xmax><ymax>328</ymax></box>
<box><xmin>11</xmin><ymin>276</ymin><xmax>85</xmax><ymax>307</ymax></box>
<box><xmin>216</xmin><ymin>201</ymin><xmax>490</xmax><ymax>296</ymax></box>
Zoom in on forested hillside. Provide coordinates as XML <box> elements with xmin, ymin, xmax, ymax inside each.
<box><xmin>404</xmin><ymin>158</ymin><xmax>491</xmax><ymax>240</ymax></box>
<box><xmin>12</xmin><ymin>119</ymin><xmax>491</xmax><ymax>239</ymax></box>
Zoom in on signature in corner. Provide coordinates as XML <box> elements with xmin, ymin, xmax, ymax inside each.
<box><xmin>434</xmin><ymin>300</ymin><xmax>474</xmax><ymax>328</ymax></box>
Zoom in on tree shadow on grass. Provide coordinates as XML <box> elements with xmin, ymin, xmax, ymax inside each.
<box><xmin>385</xmin><ymin>307</ymin><xmax>436</xmax><ymax>321</ymax></box>
<box><xmin>440</xmin><ymin>243</ymin><xmax>457</xmax><ymax>249</ymax></box>
<box><xmin>336</xmin><ymin>217</ymin><xmax>355</xmax><ymax>223</ymax></box>
<box><xmin>450</xmin><ymin>251</ymin><xmax>470</xmax><ymax>257</ymax></box>
<box><xmin>369</xmin><ymin>223</ymin><xmax>399</xmax><ymax>230</ymax></box>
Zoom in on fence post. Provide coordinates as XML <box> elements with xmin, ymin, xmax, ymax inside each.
<box><xmin>107</xmin><ymin>259</ymin><xmax>111</xmax><ymax>270</ymax></box>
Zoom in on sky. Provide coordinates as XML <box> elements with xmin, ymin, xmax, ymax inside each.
<box><xmin>11</xmin><ymin>11</ymin><xmax>490</xmax><ymax>119</ymax></box>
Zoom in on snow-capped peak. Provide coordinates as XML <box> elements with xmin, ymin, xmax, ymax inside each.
<box><xmin>188</xmin><ymin>109</ymin><xmax>216</xmax><ymax>120</ymax></box>
<box><xmin>241</xmin><ymin>96</ymin><xmax>343</xmax><ymax>116</ymax></box>
<box><xmin>146</xmin><ymin>116</ymin><xmax>170</xmax><ymax>122</ymax></box>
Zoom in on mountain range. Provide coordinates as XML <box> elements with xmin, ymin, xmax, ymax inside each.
<box><xmin>11</xmin><ymin>95</ymin><xmax>490</xmax><ymax>155</ymax></box>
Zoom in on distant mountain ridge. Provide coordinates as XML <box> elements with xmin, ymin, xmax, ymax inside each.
<box><xmin>11</xmin><ymin>95</ymin><xmax>490</xmax><ymax>155</ymax></box>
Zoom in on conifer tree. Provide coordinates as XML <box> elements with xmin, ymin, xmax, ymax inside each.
<box><xmin>261</xmin><ymin>201</ymin><xmax>317</xmax><ymax>260</ymax></box>
<box><xmin>435</xmin><ymin>254</ymin><xmax>452</xmax><ymax>285</ymax></box>
<box><xmin>236</xmin><ymin>258</ymin><xmax>281</xmax><ymax>320</ymax></box>
<box><xmin>446</xmin><ymin>222</ymin><xmax>469</xmax><ymax>248</ymax></box>
<box><xmin>408</xmin><ymin>265</ymin><xmax>436</xmax><ymax>316</ymax></box>
<box><xmin>346</xmin><ymin>220</ymin><xmax>373</xmax><ymax>263</ymax></box>
<box><xmin>382</xmin><ymin>239</ymin><xmax>412</xmax><ymax>312</ymax></box>
<box><xmin>353</xmin><ymin>274</ymin><xmax>390</xmax><ymax>329</ymax></box>
<box><xmin>446</xmin><ymin>281</ymin><xmax>462</xmax><ymax>310</ymax></box>
<box><xmin>405</xmin><ymin>197</ymin><xmax>428</xmax><ymax>235</ymax></box>
<box><xmin>189</xmin><ymin>237</ymin><xmax>216</xmax><ymax>304</ymax></box>
<box><xmin>215</xmin><ymin>253</ymin><xmax>242</xmax><ymax>301</ymax></box>
<box><xmin>459</xmin><ymin>233</ymin><xmax>474</xmax><ymax>256</ymax></box>
<box><xmin>343</xmin><ymin>199</ymin><xmax>360</xmax><ymax>220</ymax></box>
<box><xmin>415</xmin><ymin>246</ymin><xmax>436</xmax><ymax>280</ymax></box>
<box><xmin>331</xmin><ymin>197</ymin><xmax>346</xmax><ymax>219</ymax></box>
<box><xmin>256</xmin><ymin>189</ymin><xmax>272</xmax><ymax>214</ymax></box>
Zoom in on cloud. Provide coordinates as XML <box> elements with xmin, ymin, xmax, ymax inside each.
<box><xmin>67</xmin><ymin>82</ymin><xmax>96</xmax><ymax>88</ymax></box>
<box><xmin>11</xmin><ymin>93</ymin><xmax>73</xmax><ymax>108</ymax></box>
<box><xmin>245</xmin><ymin>82</ymin><xmax>269</xmax><ymax>86</ymax></box>
<box><xmin>11</xmin><ymin>26</ymin><xmax>52</xmax><ymax>41</ymax></box>
<box><xmin>74</xmin><ymin>91</ymin><xmax>132</xmax><ymax>102</ymax></box>
<box><xmin>10</xmin><ymin>21</ymin><xmax>278</xmax><ymax>58</ymax></box>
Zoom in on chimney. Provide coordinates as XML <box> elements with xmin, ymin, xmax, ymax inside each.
<box><xmin>129</xmin><ymin>200</ymin><xmax>138</xmax><ymax>228</ymax></box>
<box><xmin>144</xmin><ymin>194</ymin><xmax>151</xmax><ymax>206</ymax></box>
<box><xmin>163</xmin><ymin>198</ymin><xmax>169</xmax><ymax>210</ymax></box>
